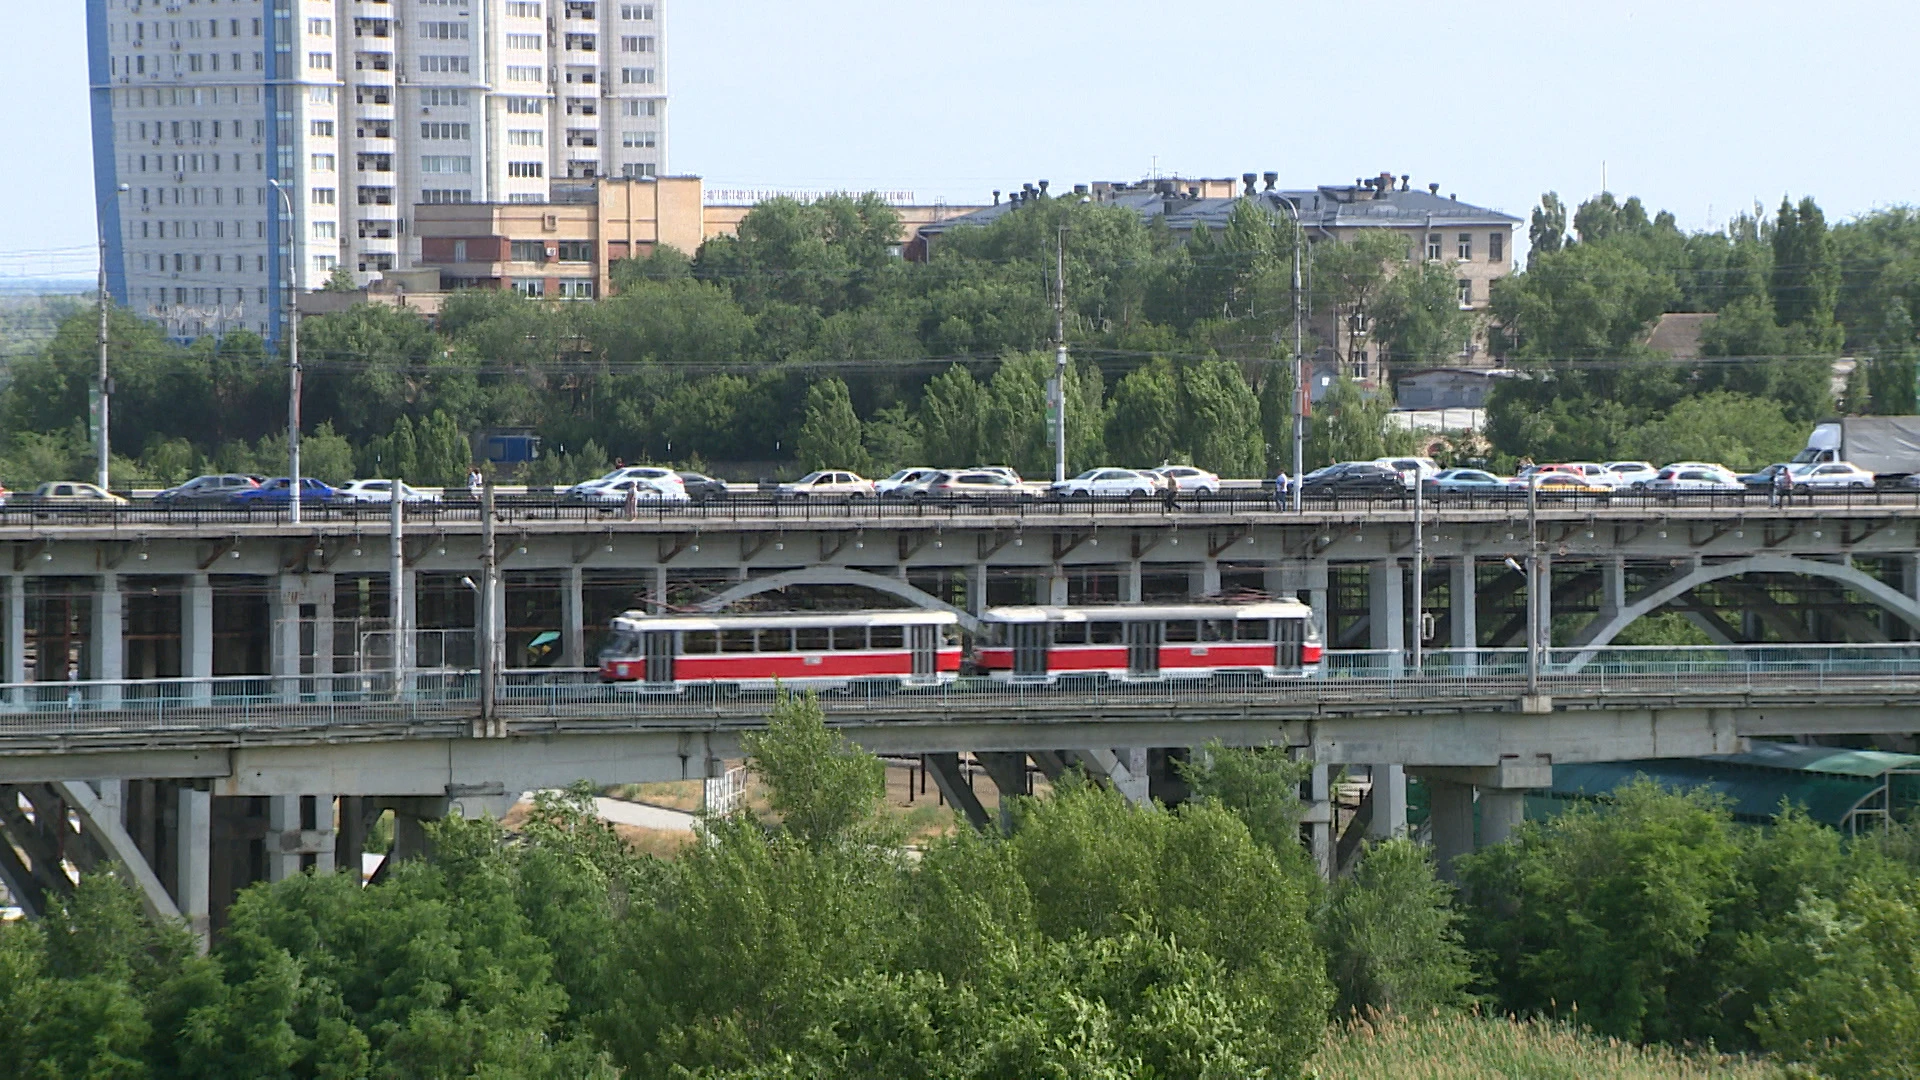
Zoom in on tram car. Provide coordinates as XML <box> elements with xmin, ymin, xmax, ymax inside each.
<box><xmin>600</xmin><ymin>609</ymin><xmax>963</xmax><ymax>690</ymax></box>
<box><xmin>974</xmin><ymin>602</ymin><xmax>1321</xmax><ymax>682</ymax></box>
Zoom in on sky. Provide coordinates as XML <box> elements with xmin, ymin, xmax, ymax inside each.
<box><xmin>6</xmin><ymin>0</ymin><xmax>1919</xmax><ymax>279</ymax></box>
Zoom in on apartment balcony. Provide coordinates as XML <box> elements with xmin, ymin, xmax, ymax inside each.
<box><xmin>565</xmin><ymin>130</ymin><xmax>598</xmax><ymax>148</ymax></box>
<box><xmin>358</xmin><ymin>200</ymin><xmax>399</xmax><ymax>221</ymax></box>
<box><xmin>564</xmin><ymin>1</ymin><xmax>597</xmax><ymax>19</ymax></box>
<box><xmin>354</xmin><ymin>52</ymin><xmax>393</xmax><ymax>72</ymax></box>
<box><xmin>565</xmin><ymin>161</ymin><xmax>600</xmax><ymax>179</ymax></box>
<box><xmin>354</xmin><ymin>119</ymin><xmax>394</xmax><ymax>140</ymax></box>
<box><xmin>564</xmin><ymin>34</ymin><xmax>598</xmax><ymax>51</ymax></box>
<box><xmin>356</xmin><ymin>153</ymin><xmax>394</xmax><ymax>173</ymax></box>
<box><xmin>354</xmin><ymin>84</ymin><xmax>394</xmax><ymax>107</ymax></box>
<box><xmin>357</xmin><ymin>186</ymin><xmax>396</xmax><ymax>207</ymax></box>
<box><xmin>357</xmin><ymin>220</ymin><xmax>396</xmax><ymax>241</ymax></box>
<box><xmin>352</xmin><ymin>18</ymin><xmax>392</xmax><ymax>37</ymax></box>
<box><xmin>565</xmin><ymin>98</ymin><xmax>597</xmax><ymax>116</ymax></box>
<box><xmin>562</xmin><ymin>68</ymin><xmax>598</xmax><ymax>85</ymax></box>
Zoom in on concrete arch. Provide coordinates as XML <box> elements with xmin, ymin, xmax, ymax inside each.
<box><xmin>1567</xmin><ymin>554</ymin><xmax>1920</xmax><ymax>672</ymax></box>
<box><xmin>695</xmin><ymin>566</ymin><xmax>980</xmax><ymax>632</ymax></box>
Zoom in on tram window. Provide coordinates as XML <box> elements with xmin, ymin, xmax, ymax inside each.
<box><xmin>1165</xmin><ymin>620</ymin><xmax>1199</xmax><ymax>643</ymax></box>
<box><xmin>1090</xmin><ymin>621</ymin><xmax>1123</xmax><ymax>645</ymax></box>
<box><xmin>1234</xmin><ymin>620</ymin><xmax>1272</xmax><ymax>642</ymax></box>
<box><xmin>720</xmin><ymin>630</ymin><xmax>756</xmax><ymax>653</ymax></box>
<box><xmin>606</xmin><ymin>630</ymin><xmax>641</xmax><ymax>656</ymax></box>
<box><xmin>1053</xmin><ymin>622</ymin><xmax>1087</xmax><ymax>645</ymax></box>
<box><xmin>682</xmin><ymin>630</ymin><xmax>718</xmax><ymax>653</ymax></box>
<box><xmin>942</xmin><ymin>625</ymin><xmax>962</xmax><ymax>646</ymax></box>
<box><xmin>795</xmin><ymin>626</ymin><xmax>830</xmax><ymax>651</ymax></box>
<box><xmin>1202</xmin><ymin>619</ymin><xmax>1231</xmax><ymax>642</ymax></box>
<box><xmin>831</xmin><ymin>627</ymin><xmax>866</xmax><ymax>650</ymax></box>
<box><xmin>756</xmin><ymin>628</ymin><xmax>794</xmax><ymax>652</ymax></box>
<box><xmin>869</xmin><ymin>625</ymin><xmax>905</xmax><ymax>649</ymax></box>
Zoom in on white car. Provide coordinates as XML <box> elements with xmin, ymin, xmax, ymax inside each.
<box><xmin>966</xmin><ymin>466</ymin><xmax>1024</xmax><ymax>484</ymax></box>
<box><xmin>1150</xmin><ymin>465</ymin><xmax>1221</xmax><ymax>493</ymax></box>
<box><xmin>1604</xmin><ymin>461</ymin><xmax>1659</xmax><ymax>487</ymax></box>
<box><xmin>1370</xmin><ymin>456</ymin><xmax>1442</xmax><ymax>489</ymax></box>
<box><xmin>575</xmin><ymin>478</ymin><xmax>691</xmax><ymax>506</ymax></box>
<box><xmin>876</xmin><ymin>468</ymin><xmax>943</xmax><ymax>497</ymax></box>
<box><xmin>566</xmin><ymin>466</ymin><xmax>687</xmax><ymax>501</ymax></box>
<box><xmin>1646</xmin><ymin>467</ymin><xmax>1743</xmax><ymax>494</ymax></box>
<box><xmin>922</xmin><ymin>471</ymin><xmax>1035</xmax><ymax>500</ymax></box>
<box><xmin>334</xmin><ymin>479</ymin><xmax>441</xmax><ymax>505</ymax></box>
<box><xmin>1791</xmin><ymin>461</ymin><xmax>1875</xmax><ymax>491</ymax></box>
<box><xmin>1659</xmin><ymin>461</ymin><xmax>1733</xmax><ymax>476</ymax></box>
<box><xmin>1562</xmin><ymin>462</ymin><xmax>1623</xmax><ymax>488</ymax></box>
<box><xmin>777</xmin><ymin>470</ymin><xmax>876</xmax><ymax>498</ymax></box>
<box><xmin>1052</xmin><ymin>468</ymin><xmax>1160</xmax><ymax>499</ymax></box>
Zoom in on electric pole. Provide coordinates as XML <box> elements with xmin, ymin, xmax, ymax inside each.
<box><xmin>1052</xmin><ymin>226</ymin><xmax>1069</xmax><ymax>485</ymax></box>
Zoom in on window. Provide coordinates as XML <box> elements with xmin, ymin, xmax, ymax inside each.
<box><xmin>1164</xmin><ymin>620</ymin><xmax>1199</xmax><ymax>644</ymax></box>
<box><xmin>621</xmin><ymin>67</ymin><xmax>655</xmax><ymax>84</ymax></box>
<box><xmin>869</xmin><ymin>626</ymin><xmax>904</xmax><ymax>649</ymax></box>
<box><xmin>620</xmin><ymin>35</ymin><xmax>654</xmax><ymax>51</ymax></box>
<box><xmin>313</xmin><ymin>220</ymin><xmax>336</xmax><ymax>239</ymax></box>
<box><xmin>621</xmin><ymin>4</ymin><xmax>654</xmax><ymax>18</ymax></box>
<box><xmin>312</xmin><ymin>187</ymin><xmax>336</xmax><ymax>204</ymax></box>
<box><xmin>420</xmin><ymin>189</ymin><xmax>472</xmax><ymax>204</ymax></box>
<box><xmin>310</xmin><ymin>120</ymin><xmax>334</xmax><ymax>137</ymax></box>
<box><xmin>419</xmin><ymin>55</ymin><xmax>471</xmax><ymax>73</ymax></box>
<box><xmin>1457</xmin><ymin>232</ymin><xmax>1473</xmax><ymax>260</ymax></box>
<box><xmin>621</xmin><ymin>98</ymin><xmax>656</xmax><ymax>117</ymax></box>
<box><xmin>506</xmin><ymin>65</ymin><xmax>543</xmax><ymax>82</ymax></box>
<box><xmin>510</xmin><ymin>240</ymin><xmax>547</xmax><ymax>261</ymax></box>
<box><xmin>620</xmin><ymin>162</ymin><xmax>656</xmax><ymax>179</ymax></box>
<box><xmin>308</xmin><ymin>51</ymin><xmax>333</xmax><ymax>69</ymax></box>
<box><xmin>511</xmin><ymin>278</ymin><xmax>545</xmax><ymax>297</ymax></box>
<box><xmin>420</xmin><ymin>155</ymin><xmax>472</xmax><ymax>173</ymax></box>
<box><xmin>508</xmin><ymin>160</ymin><xmax>544</xmax><ymax>178</ymax></box>
<box><xmin>508</xmin><ymin>129</ymin><xmax>544</xmax><ymax>146</ymax></box>
<box><xmin>1489</xmin><ymin>231</ymin><xmax>1504</xmax><ymax>263</ymax></box>
<box><xmin>312</xmin><ymin>254</ymin><xmax>338</xmax><ymax>274</ymax></box>
<box><xmin>508</xmin><ymin>193</ymin><xmax>547</xmax><ymax>204</ymax></box>
<box><xmin>621</xmin><ymin>129</ymin><xmax>655</xmax><ymax>148</ymax></box>
<box><xmin>1457</xmin><ymin>279</ymin><xmax>1473</xmax><ymax>307</ymax></box>
<box><xmin>420</xmin><ymin>122</ymin><xmax>472</xmax><ymax>140</ymax></box>
<box><xmin>419</xmin><ymin>21</ymin><xmax>470</xmax><ymax>39</ymax></box>
<box><xmin>307</xmin><ymin>18</ymin><xmax>332</xmax><ymax>35</ymax></box>
<box><xmin>506</xmin><ymin>33</ymin><xmax>543</xmax><ymax>49</ymax></box>
<box><xmin>506</xmin><ymin>1</ymin><xmax>543</xmax><ymax>16</ymax></box>
<box><xmin>830</xmin><ymin>627</ymin><xmax>866</xmax><ymax>651</ymax></box>
<box><xmin>556</xmin><ymin>240</ymin><xmax>592</xmax><ymax>261</ymax></box>
<box><xmin>1234</xmin><ymin>619</ymin><xmax>1272</xmax><ymax>642</ymax></box>
<box><xmin>506</xmin><ymin>97</ymin><xmax>544</xmax><ymax>114</ymax></box>
<box><xmin>1425</xmin><ymin>232</ymin><xmax>1442</xmax><ymax>260</ymax></box>
<box><xmin>310</xmin><ymin>153</ymin><xmax>335</xmax><ymax>171</ymax></box>
<box><xmin>421</xmin><ymin>88</ymin><xmax>469</xmax><ymax>106</ymax></box>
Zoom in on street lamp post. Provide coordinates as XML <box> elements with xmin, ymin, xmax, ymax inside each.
<box><xmin>1272</xmin><ymin>195</ymin><xmax>1308</xmax><ymax>511</ymax></box>
<box><xmin>267</xmin><ymin>180</ymin><xmax>304</xmax><ymax>525</ymax></box>
<box><xmin>95</xmin><ymin>183</ymin><xmax>129</xmax><ymax>491</ymax></box>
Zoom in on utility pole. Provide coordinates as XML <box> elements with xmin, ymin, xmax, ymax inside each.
<box><xmin>1052</xmin><ymin>225</ymin><xmax>1069</xmax><ymax>485</ymax></box>
<box><xmin>1272</xmin><ymin>195</ymin><xmax>1308</xmax><ymax>512</ymax></box>
<box><xmin>95</xmin><ymin>183</ymin><xmax>128</xmax><ymax>491</ymax></box>
<box><xmin>1526</xmin><ymin>472</ymin><xmax>1540</xmax><ymax>695</ymax></box>
<box><xmin>478</xmin><ymin>475</ymin><xmax>501</xmax><ymax>738</ymax></box>
<box><xmin>389</xmin><ymin>485</ymin><xmax>406</xmax><ymax>700</ymax></box>
<box><xmin>268</xmin><ymin>180</ymin><xmax>304</xmax><ymax>525</ymax></box>
<box><xmin>1411</xmin><ymin>475</ymin><xmax>1424</xmax><ymax>673</ymax></box>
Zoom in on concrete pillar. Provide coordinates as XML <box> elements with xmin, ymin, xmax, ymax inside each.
<box><xmin>1305</xmin><ymin>761</ymin><xmax>1332</xmax><ymax>878</ymax></box>
<box><xmin>1428</xmin><ymin>778</ymin><xmax>1475</xmax><ymax>882</ymax></box>
<box><xmin>562</xmin><ymin>565</ymin><xmax>585</xmax><ymax>668</ymax></box>
<box><xmin>967</xmin><ymin>563</ymin><xmax>988</xmax><ymax>615</ymax></box>
<box><xmin>1600</xmin><ymin>556</ymin><xmax>1627</xmax><ymax>620</ymax></box>
<box><xmin>395</xmin><ymin>565</ymin><xmax>416</xmax><ymax>687</ymax></box>
<box><xmin>311</xmin><ymin>575</ymin><xmax>335</xmax><ymax>698</ymax></box>
<box><xmin>651</xmin><ymin>565</ymin><xmax>669</xmax><ymax>613</ymax></box>
<box><xmin>176</xmin><ymin>786</ymin><xmax>211</xmax><ymax>943</ymax></box>
<box><xmin>1367</xmin><ymin>764</ymin><xmax>1407</xmax><ymax>838</ymax></box>
<box><xmin>95</xmin><ymin>573</ymin><xmax>122</xmax><ymax>709</ymax></box>
<box><xmin>267</xmin><ymin>795</ymin><xmax>301</xmax><ymax>882</ymax></box>
<box><xmin>1048</xmin><ymin>567</ymin><xmax>1068</xmax><ymax>607</ymax></box>
<box><xmin>1449</xmin><ymin>556</ymin><xmax>1477</xmax><ymax>666</ymax></box>
<box><xmin>1116</xmin><ymin>747</ymin><xmax>1150</xmax><ymax>806</ymax></box>
<box><xmin>184</xmin><ymin>574</ymin><xmax>213</xmax><ymax>704</ymax></box>
<box><xmin>1201</xmin><ymin>558</ymin><xmax>1222</xmax><ymax>597</ymax></box>
<box><xmin>1124</xmin><ymin>560</ymin><xmax>1143</xmax><ymax>603</ymax></box>
<box><xmin>1309</xmin><ymin>588</ymin><xmax>1329</xmax><ymax>641</ymax></box>
<box><xmin>1479</xmin><ymin>788</ymin><xmax>1526</xmax><ymax>848</ymax></box>
<box><xmin>1537</xmin><ymin>554</ymin><xmax>1553</xmax><ymax>660</ymax></box>
<box><xmin>6</xmin><ymin>574</ymin><xmax>25</xmax><ymax>700</ymax></box>
<box><xmin>1369</xmin><ymin>560</ymin><xmax>1405</xmax><ymax>674</ymax></box>
<box><xmin>270</xmin><ymin>575</ymin><xmax>302</xmax><ymax>702</ymax></box>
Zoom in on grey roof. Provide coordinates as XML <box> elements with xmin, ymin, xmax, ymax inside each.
<box><xmin>920</xmin><ymin>182</ymin><xmax>1520</xmax><ymax>240</ymax></box>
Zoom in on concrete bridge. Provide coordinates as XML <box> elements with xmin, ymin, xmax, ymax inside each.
<box><xmin>3</xmin><ymin>495</ymin><xmax>1920</xmax><ymax>938</ymax></box>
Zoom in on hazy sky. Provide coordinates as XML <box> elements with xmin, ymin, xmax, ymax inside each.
<box><xmin>7</xmin><ymin>0</ymin><xmax>1918</xmax><ymax>278</ymax></box>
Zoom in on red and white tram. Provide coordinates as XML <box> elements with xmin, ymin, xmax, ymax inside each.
<box><xmin>974</xmin><ymin>602</ymin><xmax>1321</xmax><ymax>682</ymax></box>
<box><xmin>600</xmin><ymin>609</ymin><xmax>963</xmax><ymax>690</ymax></box>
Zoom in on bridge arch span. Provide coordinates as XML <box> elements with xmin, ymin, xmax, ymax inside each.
<box><xmin>1569</xmin><ymin>554</ymin><xmax>1920</xmax><ymax>671</ymax></box>
<box><xmin>694</xmin><ymin>567</ymin><xmax>980</xmax><ymax>632</ymax></box>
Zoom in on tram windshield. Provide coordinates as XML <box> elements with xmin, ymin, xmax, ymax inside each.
<box><xmin>600</xmin><ymin>629</ymin><xmax>642</xmax><ymax>660</ymax></box>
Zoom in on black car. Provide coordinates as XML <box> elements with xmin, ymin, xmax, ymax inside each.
<box><xmin>1299</xmin><ymin>463</ymin><xmax>1407</xmax><ymax>498</ymax></box>
<box><xmin>153</xmin><ymin>473</ymin><xmax>262</xmax><ymax>505</ymax></box>
<box><xmin>675</xmin><ymin>471</ymin><xmax>729</xmax><ymax>503</ymax></box>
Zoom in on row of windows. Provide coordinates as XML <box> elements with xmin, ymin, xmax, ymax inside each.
<box><xmin>115</xmin><ymin>52</ymin><xmax>263</xmax><ymax>75</ymax></box>
<box><xmin>419</xmin><ymin>21</ymin><xmax>469</xmax><ymax>39</ymax></box>
<box><xmin>119</xmin><ymin>86</ymin><xmax>260</xmax><ymax>109</ymax></box>
<box><xmin>682</xmin><ymin>626</ymin><xmax>911</xmax><ymax>654</ymax></box>
<box><xmin>620</xmin><ymin>36</ymin><xmax>654</xmax><ymax>52</ymax></box>
<box><xmin>136</xmin><ymin>118</ymin><xmax>259</xmax><ymax>141</ymax></box>
<box><xmin>133</xmin><ymin>218</ymin><xmax>264</xmax><ymax>241</ymax></box>
<box><xmin>509</xmin><ymin>277</ymin><xmax>595</xmax><ymax>298</ymax></box>
<box><xmin>421</xmin><ymin>88</ymin><xmax>469</xmax><ymax>106</ymax></box>
<box><xmin>506</xmin><ymin>65</ymin><xmax>543</xmax><ymax>82</ymax></box>
<box><xmin>422</xmin><ymin>155</ymin><xmax>472</xmax><ymax>174</ymax></box>
<box><xmin>419</xmin><ymin>55</ymin><xmax>470</xmax><ymax>73</ymax></box>
<box><xmin>140</xmin><ymin>253</ymin><xmax>266</xmax><ymax>275</ymax></box>
<box><xmin>117</xmin><ymin>17</ymin><xmax>259</xmax><ymax>43</ymax></box>
<box><xmin>421</xmin><ymin>122</ymin><xmax>471</xmax><ymax>140</ymax></box>
<box><xmin>505</xmin><ymin>2</ymin><xmax>543</xmax><ymax>17</ymax></box>
<box><xmin>421</xmin><ymin>189</ymin><xmax>473</xmax><ymax>205</ymax></box>
<box><xmin>620</xmin><ymin>4</ymin><xmax>656</xmax><ymax>19</ymax></box>
<box><xmin>621</xmin><ymin>67</ymin><xmax>656</xmax><ymax>84</ymax></box>
<box><xmin>131</xmin><ymin>152</ymin><xmax>261</xmax><ymax>176</ymax></box>
<box><xmin>134</xmin><ymin>185</ymin><xmax>263</xmax><ymax>210</ymax></box>
<box><xmin>506</xmin><ymin>240</ymin><xmax>594</xmax><ymax>262</ymax></box>
<box><xmin>1423</xmin><ymin>231</ymin><xmax>1506</xmax><ymax>263</ymax></box>
<box><xmin>506</xmin><ymin>33</ymin><xmax>543</xmax><ymax>49</ymax></box>
<box><xmin>140</xmin><ymin>287</ymin><xmax>267</xmax><ymax>309</ymax></box>
<box><xmin>1014</xmin><ymin>619</ymin><xmax>1279</xmax><ymax>646</ymax></box>
<box><xmin>508</xmin><ymin>129</ymin><xmax>544</xmax><ymax>146</ymax></box>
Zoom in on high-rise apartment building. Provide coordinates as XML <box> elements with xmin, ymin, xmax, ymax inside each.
<box><xmin>87</xmin><ymin>0</ymin><xmax>669</xmax><ymax>341</ymax></box>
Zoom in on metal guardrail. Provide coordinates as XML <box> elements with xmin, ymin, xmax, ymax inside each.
<box><xmin>2</xmin><ymin>487</ymin><xmax>1918</xmax><ymax>529</ymax></box>
<box><xmin>1</xmin><ymin>644</ymin><xmax>1919</xmax><ymax>744</ymax></box>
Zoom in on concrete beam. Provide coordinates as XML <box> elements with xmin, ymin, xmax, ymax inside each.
<box><xmin>924</xmin><ymin>753</ymin><xmax>990</xmax><ymax>831</ymax></box>
<box><xmin>1410</xmin><ymin>760</ymin><xmax>1554</xmax><ymax>791</ymax></box>
<box><xmin>55</xmin><ymin>780</ymin><xmax>182</xmax><ymax>925</ymax></box>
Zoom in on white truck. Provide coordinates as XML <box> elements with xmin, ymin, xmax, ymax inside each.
<box><xmin>1795</xmin><ymin>417</ymin><xmax>1920</xmax><ymax>479</ymax></box>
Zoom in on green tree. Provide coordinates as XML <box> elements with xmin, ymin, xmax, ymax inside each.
<box><xmin>1307</xmin><ymin>377</ymin><xmax>1416</xmax><ymax>468</ymax></box>
<box><xmin>1179</xmin><ymin>359</ymin><xmax>1264</xmax><ymax>476</ymax></box>
<box><xmin>917</xmin><ymin>365</ymin><xmax>987</xmax><ymax>466</ymax></box>
<box><xmin>794</xmin><ymin>376</ymin><xmax>868</xmax><ymax>473</ymax></box>
<box><xmin>1529</xmin><ymin>192</ymin><xmax>1568</xmax><ymax>258</ymax></box>
<box><xmin>1319</xmin><ymin>838</ymin><xmax>1473</xmax><ymax>1018</ymax></box>
<box><xmin>741</xmin><ymin>690</ymin><xmax>887</xmax><ymax>848</ymax></box>
<box><xmin>1104</xmin><ymin>358</ymin><xmax>1182</xmax><ymax>466</ymax></box>
<box><xmin>1374</xmin><ymin>260</ymin><xmax>1475</xmax><ymax>369</ymax></box>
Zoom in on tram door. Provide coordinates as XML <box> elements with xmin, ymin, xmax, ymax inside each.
<box><xmin>1127</xmin><ymin>620</ymin><xmax>1161</xmax><ymax>677</ymax></box>
<box><xmin>1013</xmin><ymin>623</ymin><xmax>1049</xmax><ymax>677</ymax></box>
<box><xmin>1275</xmin><ymin>619</ymin><xmax>1303</xmax><ymax>669</ymax></box>
<box><xmin>910</xmin><ymin>624</ymin><xmax>938</xmax><ymax>678</ymax></box>
<box><xmin>644</xmin><ymin>631</ymin><xmax>676</xmax><ymax>685</ymax></box>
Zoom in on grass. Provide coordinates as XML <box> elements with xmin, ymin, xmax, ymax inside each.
<box><xmin>1313</xmin><ymin>1013</ymin><xmax>1784</xmax><ymax>1080</ymax></box>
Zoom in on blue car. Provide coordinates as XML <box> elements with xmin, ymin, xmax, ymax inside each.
<box><xmin>229</xmin><ymin>477</ymin><xmax>337</xmax><ymax>506</ymax></box>
<box><xmin>1421</xmin><ymin>468</ymin><xmax>1514</xmax><ymax>498</ymax></box>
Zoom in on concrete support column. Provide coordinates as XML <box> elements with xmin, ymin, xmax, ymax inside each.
<box><xmin>1048</xmin><ymin>567</ymin><xmax>1069</xmax><ymax>607</ymax></box>
<box><xmin>1449</xmin><ymin>556</ymin><xmax>1477</xmax><ymax>667</ymax></box>
<box><xmin>6</xmin><ymin>574</ymin><xmax>25</xmax><ymax>699</ymax></box>
<box><xmin>1309</xmin><ymin>587</ymin><xmax>1329</xmax><ymax>641</ymax></box>
<box><xmin>270</xmin><ymin>575</ymin><xmax>301</xmax><ymax>702</ymax></box>
<box><xmin>651</xmin><ymin>565</ymin><xmax>669</xmax><ymax>614</ymax></box>
<box><xmin>562</xmin><ymin>565</ymin><xmax>585</xmax><ymax>669</ymax></box>
<box><xmin>267</xmin><ymin>795</ymin><xmax>301</xmax><ymax>882</ymax></box>
<box><xmin>394</xmin><ymin>565</ymin><xmax>416</xmax><ymax>688</ymax></box>
<box><xmin>1537</xmin><ymin>554</ymin><xmax>1554</xmax><ymax>664</ymax></box>
<box><xmin>1600</xmin><ymin>556</ymin><xmax>1627</xmax><ymax>620</ymax></box>
<box><xmin>1427</xmin><ymin>778</ymin><xmax>1475</xmax><ymax>882</ymax></box>
<box><xmin>1367</xmin><ymin>764</ymin><xmax>1407</xmax><ymax>838</ymax></box>
<box><xmin>95</xmin><ymin>572</ymin><xmax>122</xmax><ymax>709</ymax></box>
<box><xmin>1479</xmin><ymin>788</ymin><xmax>1526</xmax><ymax>849</ymax></box>
<box><xmin>185</xmin><ymin>574</ymin><xmax>213</xmax><ymax>704</ymax></box>
<box><xmin>1305</xmin><ymin>761</ymin><xmax>1332</xmax><ymax>878</ymax></box>
<box><xmin>1201</xmin><ymin>558</ymin><xmax>1222</xmax><ymax>597</ymax></box>
<box><xmin>175</xmin><ymin>786</ymin><xmax>211</xmax><ymax>944</ymax></box>
<box><xmin>1369</xmin><ymin>560</ymin><xmax>1405</xmax><ymax>674</ymax></box>
<box><xmin>966</xmin><ymin>563</ymin><xmax>988</xmax><ymax>615</ymax></box>
<box><xmin>1124</xmin><ymin>560</ymin><xmax>1143</xmax><ymax>604</ymax></box>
